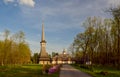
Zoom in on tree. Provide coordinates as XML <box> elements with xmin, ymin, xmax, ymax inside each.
<box><xmin>0</xmin><ymin>30</ymin><xmax>31</xmax><ymax>65</ymax></box>
<box><xmin>0</xmin><ymin>41</ymin><xmax>4</xmax><ymax>65</ymax></box>
<box><xmin>52</xmin><ymin>52</ymin><xmax>58</xmax><ymax>57</ymax></box>
<box><xmin>73</xmin><ymin>17</ymin><xmax>114</xmax><ymax>65</ymax></box>
<box><xmin>109</xmin><ymin>6</ymin><xmax>120</xmax><ymax>67</ymax></box>
<box><xmin>4</xmin><ymin>29</ymin><xmax>10</xmax><ymax>40</ymax></box>
<box><xmin>31</xmin><ymin>53</ymin><xmax>39</xmax><ymax>64</ymax></box>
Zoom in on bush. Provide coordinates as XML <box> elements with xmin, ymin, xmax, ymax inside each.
<box><xmin>80</xmin><ymin>65</ymin><xmax>93</xmax><ymax>71</ymax></box>
<box><xmin>100</xmin><ymin>71</ymin><xmax>109</xmax><ymax>75</ymax></box>
<box><xmin>42</xmin><ymin>65</ymin><xmax>51</xmax><ymax>74</ymax></box>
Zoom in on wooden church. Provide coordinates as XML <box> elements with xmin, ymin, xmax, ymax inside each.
<box><xmin>39</xmin><ymin>23</ymin><xmax>74</xmax><ymax>65</ymax></box>
<box><xmin>39</xmin><ymin>23</ymin><xmax>50</xmax><ymax>65</ymax></box>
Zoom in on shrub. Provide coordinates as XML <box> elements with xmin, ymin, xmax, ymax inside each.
<box><xmin>42</xmin><ymin>65</ymin><xmax>51</xmax><ymax>74</ymax></box>
<box><xmin>100</xmin><ymin>71</ymin><xmax>109</xmax><ymax>75</ymax></box>
<box><xmin>80</xmin><ymin>65</ymin><xmax>93</xmax><ymax>71</ymax></box>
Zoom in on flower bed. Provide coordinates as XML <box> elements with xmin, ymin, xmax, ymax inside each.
<box><xmin>41</xmin><ymin>64</ymin><xmax>62</xmax><ymax>74</ymax></box>
<box><xmin>48</xmin><ymin>64</ymin><xmax>61</xmax><ymax>74</ymax></box>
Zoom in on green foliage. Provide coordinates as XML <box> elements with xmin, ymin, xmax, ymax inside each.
<box><xmin>31</xmin><ymin>53</ymin><xmax>39</xmax><ymax>64</ymax></box>
<box><xmin>79</xmin><ymin>65</ymin><xmax>93</xmax><ymax>71</ymax></box>
<box><xmin>73</xmin><ymin>15</ymin><xmax>120</xmax><ymax>67</ymax></box>
<box><xmin>0</xmin><ymin>64</ymin><xmax>59</xmax><ymax>77</ymax></box>
<box><xmin>0</xmin><ymin>30</ymin><xmax>31</xmax><ymax>65</ymax></box>
<box><xmin>52</xmin><ymin>52</ymin><xmax>58</xmax><ymax>57</ymax></box>
<box><xmin>42</xmin><ymin>65</ymin><xmax>51</xmax><ymax>74</ymax></box>
<box><xmin>72</xmin><ymin>64</ymin><xmax>120</xmax><ymax>77</ymax></box>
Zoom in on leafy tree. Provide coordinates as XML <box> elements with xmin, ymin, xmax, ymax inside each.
<box><xmin>73</xmin><ymin>17</ymin><xmax>116</xmax><ymax>65</ymax></box>
<box><xmin>52</xmin><ymin>52</ymin><xmax>58</xmax><ymax>57</ymax></box>
<box><xmin>31</xmin><ymin>53</ymin><xmax>39</xmax><ymax>64</ymax></box>
<box><xmin>0</xmin><ymin>30</ymin><xmax>31</xmax><ymax>65</ymax></box>
<box><xmin>109</xmin><ymin>6</ymin><xmax>120</xmax><ymax>67</ymax></box>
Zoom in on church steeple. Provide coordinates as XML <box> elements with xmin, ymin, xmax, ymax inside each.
<box><xmin>39</xmin><ymin>22</ymin><xmax>50</xmax><ymax>64</ymax></box>
<box><xmin>41</xmin><ymin>23</ymin><xmax>46</xmax><ymax>43</ymax></box>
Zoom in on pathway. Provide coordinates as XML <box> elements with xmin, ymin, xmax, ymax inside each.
<box><xmin>59</xmin><ymin>64</ymin><xmax>92</xmax><ymax>77</ymax></box>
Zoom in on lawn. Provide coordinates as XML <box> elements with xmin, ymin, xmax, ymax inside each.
<box><xmin>72</xmin><ymin>64</ymin><xmax>120</xmax><ymax>77</ymax></box>
<box><xmin>0</xmin><ymin>64</ymin><xmax>59</xmax><ymax>77</ymax></box>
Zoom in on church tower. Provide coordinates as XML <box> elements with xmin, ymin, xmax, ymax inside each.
<box><xmin>39</xmin><ymin>23</ymin><xmax>50</xmax><ymax>64</ymax></box>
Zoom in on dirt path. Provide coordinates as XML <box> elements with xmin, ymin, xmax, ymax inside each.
<box><xmin>59</xmin><ymin>64</ymin><xmax>92</xmax><ymax>77</ymax></box>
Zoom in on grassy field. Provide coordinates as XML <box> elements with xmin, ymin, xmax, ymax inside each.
<box><xmin>0</xmin><ymin>64</ymin><xmax>59</xmax><ymax>77</ymax></box>
<box><xmin>72</xmin><ymin>64</ymin><xmax>120</xmax><ymax>77</ymax></box>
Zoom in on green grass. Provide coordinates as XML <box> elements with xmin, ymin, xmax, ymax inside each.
<box><xmin>0</xmin><ymin>64</ymin><xmax>59</xmax><ymax>77</ymax></box>
<box><xmin>72</xmin><ymin>64</ymin><xmax>120</xmax><ymax>77</ymax></box>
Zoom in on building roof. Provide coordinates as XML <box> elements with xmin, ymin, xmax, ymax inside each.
<box><xmin>52</xmin><ymin>49</ymin><xmax>72</xmax><ymax>61</ymax></box>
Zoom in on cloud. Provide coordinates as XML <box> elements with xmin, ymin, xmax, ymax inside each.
<box><xmin>19</xmin><ymin>0</ymin><xmax>108</xmax><ymax>28</ymax></box>
<box><xmin>20</xmin><ymin>0</ymin><xmax>107</xmax><ymax>19</ymax></box>
<box><xmin>107</xmin><ymin>0</ymin><xmax>120</xmax><ymax>6</ymax></box>
<box><xmin>3</xmin><ymin>0</ymin><xmax>35</xmax><ymax>7</ymax></box>
<box><xmin>19</xmin><ymin>0</ymin><xmax>35</xmax><ymax>7</ymax></box>
<box><xmin>3</xmin><ymin>0</ymin><xmax>14</xmax><ymax>4</ymax></box>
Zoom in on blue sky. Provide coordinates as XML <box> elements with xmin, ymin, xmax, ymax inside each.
<box><xmin>0</xmin><ymin>0</ymin><xmax>119</xmax><ymax>54</ymax></box>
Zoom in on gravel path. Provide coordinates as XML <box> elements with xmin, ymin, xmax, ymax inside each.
<box><xmin>59</xmin><ymin>64</ymin><xmax>92</xmax><ymax>77</ymax></box>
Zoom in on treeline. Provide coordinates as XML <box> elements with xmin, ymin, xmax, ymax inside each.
<box><xmin>72</xmin><ymin>6</ymin><xmax>120</xmax><ymax>67</ymax></box>
<box><xmin>0</xmin><ymin>30</ymin><xmax>31</xmax><ymax>65</ymax></box>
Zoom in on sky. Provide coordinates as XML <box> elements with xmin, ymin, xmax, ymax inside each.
<box><xmin>0</xmin><ymin>0</ymin><xmax>120</xmax><ymax>54</ymax></box>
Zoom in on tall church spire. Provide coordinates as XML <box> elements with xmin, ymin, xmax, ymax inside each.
<box><xmin>39</xmin><ymin>22</ymin><xmax>50</xmax><ymax>64</ymax></box>
<box><xmin>41</xmin><ymin>22</ymin><xmax>46</xmax><ymax>43</ymax></box>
